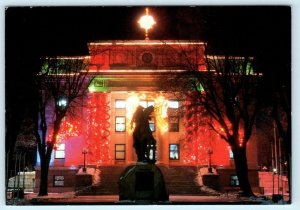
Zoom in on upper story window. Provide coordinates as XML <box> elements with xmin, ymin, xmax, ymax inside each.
<box><xmin>115</xmin><ymin>99</ymin><xmax>126</xmax><ymax>109</ymax></box>
<box><xmin>147</xmin><ymin>101</ymin><xmax>155</xmax><ymax>107</ymax></box>
<box><xmin>169</xmin><ymin>116</ymin><xmax>179</xmax><ymax>132</ymax></box>
<box><xmin>168</xmin><ymin>100</ymin><xmax>179</xmax><ymax>109</ymax></box>
<box><xmin>139</xmin><ymin>100</ymin><xmax>155</xmax><ymax>108</ymax></box>
<box><xmin>115</xmin><ymin>116</ymin><xmax>126</xmax><ymax>132</ymax></box>
<box><xmin>55</xmin><ymin>143</ymin><xmax>65</xmax><ymax>159</ymax></box>
<box><xmin>139</xmin><ymin>101</ymin><xmax>147</xmax><ymax>108</ymax></box>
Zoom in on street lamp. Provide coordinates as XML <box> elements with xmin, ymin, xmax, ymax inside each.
<box><xmin>138</xmin><ymin>8</ymin><xmax>156</xmax><ymax>40</ymax></box>
<box><xmin>207</xmin><ymin>148</ymin><xmax>213</xmax><ymax>173</ymax></box>
<box><xmin>82</xmin><ymin>147</ymin><xmax>88</xmax><ymax>173</ymax></box>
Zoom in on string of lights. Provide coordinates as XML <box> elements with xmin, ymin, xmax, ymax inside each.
<box><xmin>86</xmin><ymin>92</ymin><xmax>112</xmax><ymax>164</ymax></box>
<box><xmin>48</xmin><ymin>115</ymin><xmax>82</xmax><ymax>149</ymax></box>
<box><xmin>183</xmin><ymin>93</ymin><xmax>214</xmax><ymax>165</ymax></box>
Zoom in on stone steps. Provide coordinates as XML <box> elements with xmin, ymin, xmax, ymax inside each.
<box><xmin>77</xmin><ymin>165</ymin><xmax>207</xmax><ymax>195</ymax></box>
<box><xmin>158</xmin><ymin>165</ymin><xmax>206</xmax><ymax>195</ymax></box>
<box><xmin>76</xmin><ymin>165</ymin><xmax>126</xmax><ymax>195</ymax></box>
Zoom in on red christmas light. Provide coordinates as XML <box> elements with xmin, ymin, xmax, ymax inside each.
<box><xmin>182</xmin><ymin>92</ymin><xmax>216</xmax><ymax>165</ymax></box>
<box><xmin>86</xmin><ymin>92</ymin><xmax>112</xmax><ymax>164</ymax></box>
<box><xmin>48</xmin><ymin>114</ymin><xmax>82</xmax><ymax>146</ymax></box>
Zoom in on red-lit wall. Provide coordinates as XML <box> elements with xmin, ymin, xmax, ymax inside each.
<box><xmin>88</xmin><ymin>42</ymin><xmax>206</xmax><ymax>71</ymax></box>
<box><xmin>64</xmin><ymin>136</ymin><xmax>85</xmax><ymax>166</ymax></box>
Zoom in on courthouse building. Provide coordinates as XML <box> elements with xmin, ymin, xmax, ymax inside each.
<box><xmin>34</xmin><ymin>39</ymin><xmax>260</xmax><ymax>193</ymax></box>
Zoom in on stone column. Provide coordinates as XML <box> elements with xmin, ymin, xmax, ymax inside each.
<box><xmin>160</xmin><ymin>132</ymin><xmax>169</xmax><ymax>165</ymax></box>
<box><xmin>126</xmin><ymin>134</ymin><xmax>134</xmax><ymax>164</ymax></box>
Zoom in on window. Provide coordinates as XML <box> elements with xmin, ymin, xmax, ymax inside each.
<box><xmin>149</xmin><ymin>121</ymin><xmax>155</xmax><ymax>132</ymax></box>
<box><xmin>229</xmin><ymin>149</ymin><xmax>234</xmax><ymax>159</ymax></box>
<box><xmin>230</xmin><ymin>175</ymin><xmax>239</xmax><ymax>186</ymax></box>
<box><xmin>149</xmin><ymin>117</ymin><xmax>155</xmax><ymax>132</ymax></box>
<box><xmin>168</xmin><ymin>100</ymin><xmax>179</xmax><ymax>109</ymax></box>
<box><xmin>169</xmin><ymin>144</ymin><xmax>179</xmax><ymax>160</ymax></box>
<box><xmin>169</xmin><ymin>116</ymin><xmax>179</xmax><ymax>132</ymax></box>
<box><xmin>139</xmin><ymin>101</ymin><xmax>148</xmax><ymax>108</ymax></box>
<box><xmin>115</xmin><ymin>117</ymin><xmax>126</xmax><ymax>132</ymax></box>
<box><xmin>115</xmin><ymin>144</ymin><xmax>126</xmax><ymax>160</ymax></box>
<box><xmin>53</xmin><ymin>175</ymin><xmax>64</xmax><ymax>187</ymax></box>
<box><xmin>55</xmin><ymin>144</ymin><xmax>65</xmax><ymax>159</ymax></box>
<box><xmin>147</xmin><ymin>143</ymin><xmax>156</xmax><ymax>161</ymax></box>
<box><xmin>139</xmin><ymin>100</ymin><xmax>154</xmax><ymax>108</ymax></box>
<box><xmin>147</xmin><ymin>101</ymin><xmax>155</xmax><ymax>107</ymax></box>
<box><xmin>142</xmin><ymin>52</ymin><xmax>154</xmax><ymax>64</ymax></box>
<box><xmin>115</xmin><ymin>100</ymin><xmax>126</xmax><ymax>109</ymax></box>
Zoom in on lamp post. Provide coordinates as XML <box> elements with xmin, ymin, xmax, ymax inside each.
<box><xmin>207</xmin><ymin>148</ymin><xmax>213</xmax><ymax>173</ymax></box>
<box><xmin>138</xmin><ymin>8</ymin><xmax>156</xmax><ymax>40</ymax></box>
<box><xmin>82</xmin><ymin>147</ymin><xmax>88</xmax><ymax>173</ymax></box>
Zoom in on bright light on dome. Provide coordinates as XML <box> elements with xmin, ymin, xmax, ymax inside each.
<box><xmin>138</xmin><ymin>8</ymin><xmax>156</xmax><ymax>40</ymax></box>
<box><xmin>138</xmin><ymin>13</ymin><xmax>156</xmax><ymax>30</ymax></box>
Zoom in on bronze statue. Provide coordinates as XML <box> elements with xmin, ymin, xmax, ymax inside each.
<box><xmin>131</xmin><ymin>105</ymin><xmax>156</xmax><ymax>163</ymax></box>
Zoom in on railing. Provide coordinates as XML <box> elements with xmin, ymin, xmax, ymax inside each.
<box><xmin>6</xmin><ymin>149</ymin><xmax>35</xmax><ymax>203</ymax></box>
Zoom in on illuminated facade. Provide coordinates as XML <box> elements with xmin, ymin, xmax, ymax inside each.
<box><xmin>35</xmin><ymin>40</ymin><xmax>259</xmax><ymax>192</ymax></box>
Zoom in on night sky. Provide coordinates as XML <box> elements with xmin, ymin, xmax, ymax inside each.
<box><xmin>5</xmin><ymin>6</ymin><xmax>291</xmax><ymax>151</ymax></box>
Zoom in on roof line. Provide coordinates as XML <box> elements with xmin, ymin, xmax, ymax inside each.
<box><xmin>88</xmin><ymin>40</ymin><xmax>206</xmax><ymax>46</ymax></box>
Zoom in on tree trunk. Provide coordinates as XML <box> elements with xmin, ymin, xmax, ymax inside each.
<box><xmin>286</xmin><ymin>153</ymin><xmax>291</xmax><ymax>203</ymax></box>
<box><xmin>38</xmin><ymin>156</ymin><xmax>50</xmax><ymax>196</ymax></box>
<box><xmin>232</xmin><ymin>145</ymin><xmax>255</xmax><ymax>197</ymax></box>
<box><xmin>285</xmin><ymin>132</ymin><xmax>291</xmax><ymax>203</ymax></box>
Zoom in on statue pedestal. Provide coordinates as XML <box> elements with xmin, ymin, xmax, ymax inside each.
<box><xmin>75</xmin><ymin>173</ymin><xmax>92</xmax><ymax>190</ymax></box>
<box><xmin>202</xmin><ymin>173</ymin><xmax>220</xmax><ymax>191</ymax></box>
<box><xmin>119</xmin><ymin>163</ymin><xmax>169</xmax><ymax>202</ymax></box>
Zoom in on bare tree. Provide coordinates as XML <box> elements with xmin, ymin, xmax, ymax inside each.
<box><xmin>272</xmin><ymin>81</ymin><xmax>291</xmax><ymax>201</ymax></box>
<box><xmin>162</xmin><ymin>43</ymin><xmax>262</xmax><ymax>196</ymax></box>
<box><xmin>34</xmin><ymin>57</ymin><xmax>90</xmax><ymax>196</ymax></box>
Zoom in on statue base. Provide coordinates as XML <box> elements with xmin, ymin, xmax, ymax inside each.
<box><xmin>202</xmin><ymin>173</ymin><xmax>220</xmax><ymax>191</ymax></box>
<box><xmin>119</xmin><ymin>163</ymin><xmax>169</xmax><ymax>202</ymax></box>
<box><xmin>75</xmin><ymin>172</ymin><xmax>92</xmax><ymax>190</ymax></box>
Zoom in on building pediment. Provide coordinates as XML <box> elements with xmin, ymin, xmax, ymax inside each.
<box><xmin>88</xmin><ymin>40</ymin><xmax>206</xmax><ymax>71</ymax></box>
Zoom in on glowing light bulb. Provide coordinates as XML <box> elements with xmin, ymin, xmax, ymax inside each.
<box><xmin>138</xmin><ymin>8</ymin><xmax>156</xmax><ymax>40</ymax></box>
<box><xmin>138</xmin><ymin>12</ymin><xmax>155</xmax><ymax>30</ymax></box>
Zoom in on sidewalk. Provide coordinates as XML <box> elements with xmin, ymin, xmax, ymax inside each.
<box><xmin>22</xmin><ymin>192</ymin><xmax>272</xmax><ymax>205</ymax></box>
